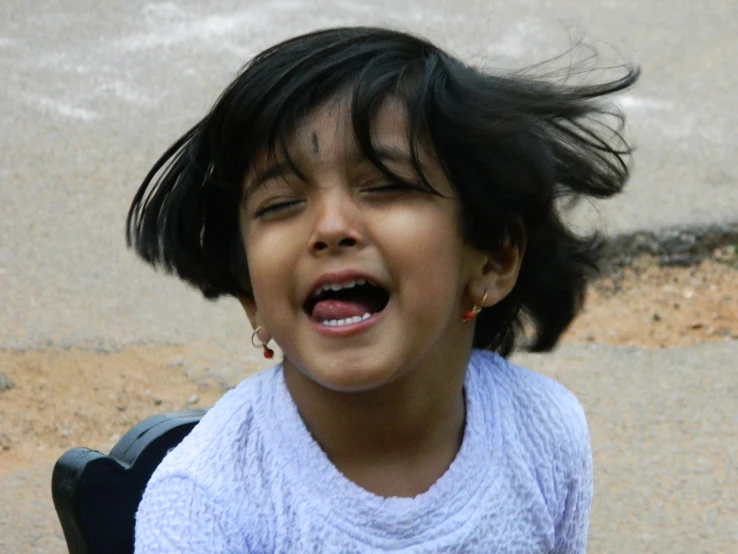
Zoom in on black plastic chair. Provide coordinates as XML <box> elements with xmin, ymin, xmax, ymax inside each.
<box><xmin>51</xmin><ymin>409</ymin><xmax>207</xmax><ymax>554</ymax></box>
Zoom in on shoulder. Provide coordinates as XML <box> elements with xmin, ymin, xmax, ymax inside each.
<box><xmin>147</xmin><ymin>365</ymin><xmax>280</xmax><ymax>493</ymax></box>
<box><xmin>135</xmin><ymin>366</ymin><xmax>281</xmax><ymax>551</ymax></box>
<box><xmin>468</xmin><ymin>350</ymin><xmax>593</xmax><ymax>531</ymax></box>
<box><xmin>135</xmin><ymin>474</ymin><xmax>240</xmax><ymax>552</ymax></box>
<box><xmin>469</xmin><ymin>350</ymin><xmax>590</xmax><ymax>466</ymax></box>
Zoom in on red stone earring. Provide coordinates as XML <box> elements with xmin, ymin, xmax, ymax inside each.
<box><xmin>251</xmin><ymin>326</ymin><xmax>274</xmax><ymax>359</ymax></box>
<box><xmin>462</xmin><ymin>290</ymin><xmax>489</xmax><ymax>322</ymax></box>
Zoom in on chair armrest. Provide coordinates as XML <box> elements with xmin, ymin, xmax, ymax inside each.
<box><xmin>51</xmin><ymin>409</ymin><xmax>207</xmax><ymax>554</ymax></box>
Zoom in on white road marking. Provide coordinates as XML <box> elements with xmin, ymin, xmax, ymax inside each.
<box><xmin>21</xmin><ymin>93</ymin><xmax>100</xmax><ymax>122</ymax></box>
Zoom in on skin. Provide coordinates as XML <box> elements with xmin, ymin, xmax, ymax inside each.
<box><xmin>238</xmin><ymin>95</ymin><xmax>523</xmax><ymax>497</ymax></box>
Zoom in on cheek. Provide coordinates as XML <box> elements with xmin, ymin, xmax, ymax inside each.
<box><xmin>243</xmin><ymin>224</ymin><xmax>312</xmax><ymax>330</ymax></box>
<box><xmin>378</xmin><ymin>207</ymin><xmax>467</xmax><ymax>301</ymax></box>
<box><xmin>242</xmin><ymin>229</ymin><xmax>289</xmax><ymax>297</ymax></box>
<box><xmin>381</xmin><ymin>206</ymin><xmax>465</xmax><ymax>261</ymax></box>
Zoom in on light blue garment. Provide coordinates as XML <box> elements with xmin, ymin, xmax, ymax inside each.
<box><xmin>135</xmin><ymin>350</ymin><xmax>593</xmax><ymax>553</ymax></box>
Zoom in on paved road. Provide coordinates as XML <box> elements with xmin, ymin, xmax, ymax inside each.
<box><xmin>1</xmin><ymin>1</ymin><xmax>736</xmax><ymax>552</ymax></box>
<box><xmin>1</xmin><ymin>0</ymin><xmax>737</xmax><ymax>352</ymax></box>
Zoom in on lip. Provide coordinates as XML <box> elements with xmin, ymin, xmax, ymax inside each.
<box><xmin>304</xmin><ymin>268</ymin><xmax>390</xmax><ymax>337</ymax></box>
<box><xmin>305</xmin><ymin>268</ymin><xmax>385</xmax><ymax>301</ymax></box>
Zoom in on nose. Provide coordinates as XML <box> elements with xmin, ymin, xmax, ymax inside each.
<box><xmin>308</xmin><ymin>189</ymin><xmax>364</xmax><ymax>255</ymax></box>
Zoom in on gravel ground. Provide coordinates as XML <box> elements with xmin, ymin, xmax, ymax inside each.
<box><xmin>2</xmin><ymin>340</ymin><xmax>736</xmax><ymax>553</ymax></box>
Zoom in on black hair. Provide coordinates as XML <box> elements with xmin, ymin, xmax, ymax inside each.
<box><xmin>127</xmin><ymin>26</ymin><xmax>639</xmax><ymax>356</ymax></box>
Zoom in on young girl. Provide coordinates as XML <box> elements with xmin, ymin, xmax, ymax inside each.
<box><xmin>128</xmin><ymin>27</ymin><xmax>637</xmax><ymax>553</ymax></box>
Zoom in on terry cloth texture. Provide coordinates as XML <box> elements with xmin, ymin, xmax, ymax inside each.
<box><xmin>135</xmin><ymin>350</ymin><xmax>593</xmax><ymax>553</ymax></box>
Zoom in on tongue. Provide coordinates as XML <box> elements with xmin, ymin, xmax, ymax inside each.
<box><xmin>311</xmin><ymin>299</ymin><xmax>373</xmax><ymax>322</ymax></box>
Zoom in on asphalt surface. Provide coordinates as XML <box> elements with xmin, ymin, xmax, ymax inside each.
<box><xmin>2</xmin><ymin>0</ymin><xmax>737</xmax><ymax>352</ymax></box>
<box><xmin>1</xmin><ymin>0</ymin><xmax>736</xmax><ymax>552</ymax></box>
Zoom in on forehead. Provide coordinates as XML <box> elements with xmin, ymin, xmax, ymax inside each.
<box><xmin>298</xmin><ymin>94</ymin><xmax>410</xmax><ymax>148</ymax></box>
<box><xmin>249</xmin><ymin>94</ymin><xmax>413</xmax><ymax>173</ymax></box>
<box><xmin>241</xmin><ymin>92</ymin><xmax>450</xmax><ymax>202</ymax></box>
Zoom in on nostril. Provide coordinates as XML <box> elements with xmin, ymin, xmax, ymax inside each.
<box><xmin>311</xmin><ymin>237</ymin><xmax>358</xmax><ymax>252</ymax></box>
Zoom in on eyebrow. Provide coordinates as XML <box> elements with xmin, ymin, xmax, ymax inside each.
<box><xmin>358</xmin><ymin>145</ymin><xmax>416</xmax><ymax>165</ymax></box>
<box><xmin>246</xmin><ymin>162</ymin><xmax>301</xmax><ymax>193</ymax></box>
<box><xmin>245</xmin><ymin>145</ymin><xmax>420</xmax><ymax>195</ymax></box>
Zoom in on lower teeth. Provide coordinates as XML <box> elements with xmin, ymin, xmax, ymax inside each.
<box><xmin>321</xmin><ymin>313</ymin><xmax>372</xmax><ymax>327</ymax></box>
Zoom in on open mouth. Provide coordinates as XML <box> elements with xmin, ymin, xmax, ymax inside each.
<box><xmin>304</xmin><ymin>279</ymin><xmax>390</xmax><ymax>326</ymax></box>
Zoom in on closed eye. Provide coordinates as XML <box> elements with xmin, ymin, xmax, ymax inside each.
<box><xmin>253</xmin><ymin>199</ymin><xmax>304</xmax><ymax>218</ymax></box>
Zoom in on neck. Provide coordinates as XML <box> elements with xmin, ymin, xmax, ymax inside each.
<box><xmin>283</xmin><ymin>354</ymin><xmax>469</xmax><ymax>496</ymax></box>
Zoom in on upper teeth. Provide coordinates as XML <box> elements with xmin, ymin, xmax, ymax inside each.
<box><xmin>312</xmin><ymin>278</ymin><xmax>367</xmax><ymax>296</ymax></box>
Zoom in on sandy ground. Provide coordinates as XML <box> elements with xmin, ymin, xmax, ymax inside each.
<box><xmin>1</xmin><ymin>248</ymin><xmax>736</xmax><ymax>477</ymax></box>
<box><xmin>567</xmin><ymin>247</ymin><xmax>738</xmax><ymax>348</ymax></box>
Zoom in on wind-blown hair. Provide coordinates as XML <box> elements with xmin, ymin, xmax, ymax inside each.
<box><xmin>127</xmin><ymin>26</ymin><xmax>639</xmax><ymax>356</ymax></box>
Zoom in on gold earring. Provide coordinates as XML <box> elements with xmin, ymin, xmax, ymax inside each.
<box><xmin>462</xmin><ymin>290</ymin><xmax>488</xmax><ymax>322</ymax></box>
<box><xmin>251</xmin><ymin>326</ymin><xmax>274</xmax><ymax>359</ymax></box>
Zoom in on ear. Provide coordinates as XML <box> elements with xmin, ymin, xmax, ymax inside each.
<box><xmin>237</xmin><ymin>297</ymin><xmax>269</xmax><ymax>338</ymax></box>
<box><xmin>466</xmin><ymin>239</ymin><xmax>525</xmax><ymax>308</ymax></box>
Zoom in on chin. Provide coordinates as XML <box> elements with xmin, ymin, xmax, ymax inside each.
<box><xmin>305</xmin><ymin>361</ymin><xmax>401</xmax><ymax>394</ymax></box>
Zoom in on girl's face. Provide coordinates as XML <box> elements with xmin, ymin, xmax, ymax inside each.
<box><xmin>239</xmin><ymin>96</ymin><xmax>489</xmax><ymax>392</ymax></box>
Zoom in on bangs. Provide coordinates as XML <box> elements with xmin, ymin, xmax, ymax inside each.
<box><xmin>199</xmin><ymin>28</ymin><xmax>443</xmax><ymax>199</ymax></box>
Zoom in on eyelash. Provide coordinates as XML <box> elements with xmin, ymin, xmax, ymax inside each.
<box><xmin>253</xmin><ymin>199</ymin><xmax>303</xmax><ymax>218</ymax></box>
<box><xmin>251</xmin><ymin>181</ymin><xmax>426</xmax><ymax>218</ymax></box>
